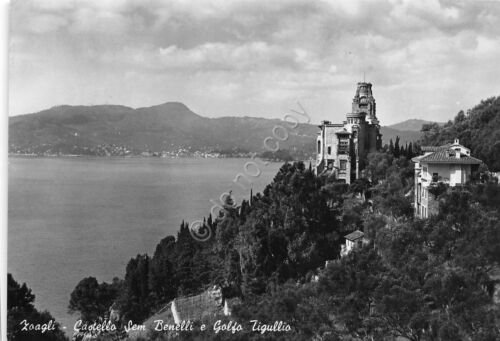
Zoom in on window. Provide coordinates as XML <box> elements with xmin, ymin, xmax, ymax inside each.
<box><xmin>432</xmin><ymin>173</ymin><xmax>438</xmax><ymax>182</ymax></box>
<box><xmin>327</xmin><ymin>146</ymin><xmax>331</xmax><ymax>155</ymax></box>
<box><xmin>339</xmin><ymin>140</ymin><xmax>349</xmax><ymax>154</ymax></box>
<box><xmin>317</xmin><ymin>140</ymin><xmax>321</xmax><ymax>154</ymax></box>
<box><xmin>340</xmin><ymin>160</ymin><xmax>347</xmax><ymax>170</ymax></box>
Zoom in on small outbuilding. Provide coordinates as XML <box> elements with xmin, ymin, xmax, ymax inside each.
<box><xmin>341</xmin><ymin>230</ymin><xmax>365</xmax><ymax>257</ymax></box>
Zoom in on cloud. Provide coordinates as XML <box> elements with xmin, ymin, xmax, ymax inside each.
<box><xmin>8</xmin><ymin>0</ymin><xmax>500</xmax><ymax>124</ymax></box>
<box><xmin>24</xmin><ymin>13</ymin><xmax>68</xmax><ymax>33</ymax></box>
<box><xmin>154</xmin><ymin>42</ymin><xmax>325</xmax><ymax>73</ymax></box>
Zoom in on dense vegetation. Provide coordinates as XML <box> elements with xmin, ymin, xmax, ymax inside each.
<box><xmin>225</xmin><ymin>184</ymin><xmax>500</xmax><ymax>341</ymax></box>
<box><xmin>420</xmin><ymin>96</ymin><xmax>500</xmax><ymax>171</ymax></box>
<box><xmin>7</xmin><ymin>274</ymin><xmax>68</xmax><ymax>341</ymax></box>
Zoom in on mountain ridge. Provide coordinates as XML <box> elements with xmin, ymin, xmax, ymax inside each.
<box><xmin>9</xmin><ymin>102</ymin><xmax>427</xmax><ymax>157</ymax></box>
<box><xmin>387</xmin><ymin>118</ymin><xmax>445</xmax><ymax>132</ymax></box>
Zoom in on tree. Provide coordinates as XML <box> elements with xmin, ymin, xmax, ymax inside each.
<box><xmin>237</xmin><ymin>162</ymin><xmax>341</xmax><ymax>295</ymax></box>
<box><xmin>366</xmin><ymin>152</ymin><xmax>393</xmax><ymax>183</ymax></box>
<box><xmin>407</xmin><ymin>142</ymin><xmax>413</xmax><ymax>158</ymax></box>
<box><xmin>68</xmin><ymin>276</ymin><xmax>121</xmax><ymax>323</ymax></box>
<box><xmin>394</xmin><ymin>136</ymin><xmax>400</xmax><ymax>158</ymax></box>
<box><xmin>9</xmin><ymin>274</ymin><xmax>68</xmax><ymax>341</ymax></box>
<box><xmin>150</xmin><ymin>235</ymin><xmax>177</xmax><ymax>305</ymax></box>
<box><xmin>119</xmin><ymin>252</ymin><xmax>151</xmax><ymax>323</ymax></box>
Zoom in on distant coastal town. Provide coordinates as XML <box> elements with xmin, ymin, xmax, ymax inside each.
<box><xmin>9</xmin><ymin>144</ymin><xmax>305</xmax><ymax>161</ymax></box>
<box><xmin>9</xmin><ymin>144</ymin><xmax>242</xmax><ymax>158</ymax></box>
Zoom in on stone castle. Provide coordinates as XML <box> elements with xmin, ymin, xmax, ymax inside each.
<box><xmin>316</xmin><ymin>82</ymin><xmax>382</xmax><ymax>183</ymax></box>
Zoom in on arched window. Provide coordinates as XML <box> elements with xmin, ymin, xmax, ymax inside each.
<box><xmin>327</xmin><ymin>146</ymin><xmax>332</xmax><ymax>155</ymax></box>
<box><xmin>317</xmin><ymin>140</ymin><xmax>321</xmax><ymax>154</ymax></box>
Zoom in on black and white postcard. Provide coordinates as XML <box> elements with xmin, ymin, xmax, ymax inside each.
<box><xmin>7</xmin><ymin>1</ymin><xmax>500</xmax><ymax>340</ymax></box>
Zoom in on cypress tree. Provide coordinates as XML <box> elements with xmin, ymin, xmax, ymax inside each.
<box><xmin>408</xmin><ymin>142</ymin><xmax>413</xmax><ymax>158</ymax></box>
<box><xmin>394</xmin><ymin>136</ymin><xmax>400</xmax><ymax>158</ymax></box>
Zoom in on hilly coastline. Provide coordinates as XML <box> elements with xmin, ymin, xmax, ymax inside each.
<box><xmin>9</xmin><ymin>102</ymin><xmax>426</xmax><ymax>158</ymax></box>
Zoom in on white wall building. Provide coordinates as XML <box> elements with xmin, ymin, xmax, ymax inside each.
<box><xmin>412</xmin><ymin>139</ymin><xmax>482</xmax><ymax>218</ymax></box>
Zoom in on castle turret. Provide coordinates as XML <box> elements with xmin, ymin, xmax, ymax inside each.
<box><xmin>316</xmin><ymin>81</ymin><xmax>382</xmax><ymax>183</ymax></box>
<box><xmin>352</xmin><ymin>82</ymin><xmax>378</xmax><ymax>125</ymax></box>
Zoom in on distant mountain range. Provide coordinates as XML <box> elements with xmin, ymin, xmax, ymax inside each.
<box><xmin>9</xmin><ymin>103</ymin><xmax>435</xmax><ymax>157</ymax></box>
<box><xmin>387</xmin><ymin>119</ymin><xmax>445</xmax><ymax>132</ymax></box>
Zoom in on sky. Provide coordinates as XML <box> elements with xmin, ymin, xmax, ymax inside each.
<box><xmin>8</xmin><ymin>0</ymin><xmax>500</xmax><ymax>125</ymax></box>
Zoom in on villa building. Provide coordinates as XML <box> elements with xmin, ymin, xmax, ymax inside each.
<box><xmin>316</xmin><ymin>82</ymin><xmax>382</xmax><ymax>184</ymax></box>
<box><xmin>412</xmin><ymin>138</ymin><xmax>482</xmax><ymax>218</ymax></box>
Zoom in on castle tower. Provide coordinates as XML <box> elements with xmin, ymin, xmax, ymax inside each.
<box><xmin>316</xmin><ymin>82</ymin><xmax>382</xmax><ymax>184</ymax></box>
<box><xmin>352</xmin><ymin>83</ymin><xmax>378</xmax><ymax>124</ymax></box>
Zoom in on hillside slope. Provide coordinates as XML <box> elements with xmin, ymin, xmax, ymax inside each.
<box><xmin>9</xmin><ymin>103</ymin><xmax>317</xmax><ymax>156</ymax></box>
<box><xmin>9</xmin><ymin>102</ymin><xmax>425</xmax><ymax>157</ymax></box>
<box><xmin>387</xmin><ymin>119</ymin><xmax>444</xmax><ymax>132</ymax></box>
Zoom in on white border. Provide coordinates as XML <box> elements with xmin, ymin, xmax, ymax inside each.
<box><xmin>1</xmin><ymin>1</ymin><xmax>9</xmax><ymax>341</ymax></box>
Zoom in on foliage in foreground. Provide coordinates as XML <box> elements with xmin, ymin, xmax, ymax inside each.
<box><xmin>8</xmin><ymin>273</ymin><xmax>69</xmax><ymax>341</ymax></box>
<box><xmin>227</xmin><ymin>188</ymin><xmax>500</xmax><ymax>341</ymax></box>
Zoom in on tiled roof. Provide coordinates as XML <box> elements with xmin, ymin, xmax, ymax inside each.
<box><xmin>344</xmin><ymin>230</ymin><xmax>364</xmax><ymax>241</ymax></box>
<box><xmin>419</xmin><ymin>149</ymin><xmax>482</xmax><ymax>164</ymax></box>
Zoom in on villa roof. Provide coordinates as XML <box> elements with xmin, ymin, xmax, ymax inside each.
<box><xmin>344</xmin><ymin>230</ymin><xmax>364</xmax><ymax>241</ymax></box>
<box><xmin>415</xmin><ymin>140</ymin><xmax>482</xmax><ymax>165</ymax></box>
<box><xmin>419</xmin><ymin>149</ymin><xmax>482</xmax><ymax>164</ymax></box>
